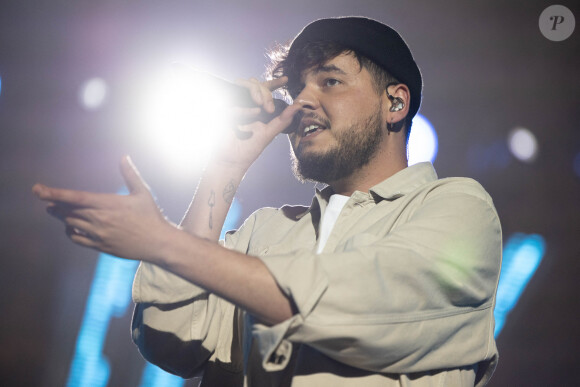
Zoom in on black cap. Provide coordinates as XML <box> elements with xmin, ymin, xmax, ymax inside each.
<box><xmin>289</xmin><ymin>17</ymin><xmax>423</xmax><ymax>119</ymax></box>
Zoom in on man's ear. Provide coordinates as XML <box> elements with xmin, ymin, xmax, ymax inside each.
<box><xmin>383</xmin><ymin>83</ymin><xmax>410</xmax><ymax>128</ymax></box>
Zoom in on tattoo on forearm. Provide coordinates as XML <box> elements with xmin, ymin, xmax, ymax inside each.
<box><xmin>208</xmin><ymin>190</ymin><xmax>216</xmax><ymax>229</ymax></box>
<box><xmin>223</xmin><ymin>180</ymin><xmax>236</xmax><ymax>204</ymax></box>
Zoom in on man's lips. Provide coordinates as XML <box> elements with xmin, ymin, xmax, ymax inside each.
<box><xmin>302</xmin><ymin>124</ymin><xmax>325</xmax><ymax>137</ymax></box>
<box><xmin>299</xmin><ymin>117</ymin><xmax>329</xmax><ymax>137</ymax></box>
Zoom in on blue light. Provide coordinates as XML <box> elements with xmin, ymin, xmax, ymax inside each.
<box><xmin>67</xmin><ymin>254</ymin><xmax>139</xmax><ymax>387</ymax></box>
<box><xmin>139</xmin><ymin>363</ymin><xmax>185</xmax><ymax>387</ymax></box>
<box><xmin>221</xmin><ymin>198</ymin><xmax>241</xmax><ymax>239</ymax></box>
<box><xmin>407</xmin><ymin>114</ymin><xmax>438</xmax><ymax>165</ymax></box>
<box><xmin>66</xmin><ymin>190</ymin><xmax>243</xmax><ymax>386</ymax></box>
<box><xmin>494</xmin><ymin>233</ymin><xmax>546</xmax><ymax>336</ymax></box>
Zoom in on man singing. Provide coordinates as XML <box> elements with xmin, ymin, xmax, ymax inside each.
<box><xmin>34</xmin><ymin>17</ymin><xmax>502</xmax><ymax>386</ymax></box>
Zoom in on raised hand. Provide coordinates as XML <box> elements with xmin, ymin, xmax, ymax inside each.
<box><xmin>211</xmin><ymin>76</ymin><xmax>302</xmax><ymax>171</ymax></box>
<box><xmin>32</xmin><ymin>156</ymin><xmax>177</xmax><ymax>262</ymax></box>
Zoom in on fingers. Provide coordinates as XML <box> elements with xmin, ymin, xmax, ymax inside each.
<box><xmin>46</xmin><ymin>202</ymin><xmax>76</xmax><ymax>222</ymax></box>
<box><xmin>251</xmin><ymin>79</ymin><xmax>275</xmax><ymax>114</ymax></box>
<box><xmin>229</xmin><ymin>106</ymin><xmax>261</xmax><ymax>121</ymax></box>
<box><xmin>33</xmin><ymin>156</ymin><xmax>150</xmax><ymax>206</ymax></box>
<box><xmin>236</xmin><ymin>78</ymin><xmax>277</xmax><ymax>114</ymax></box>
<box><xmin>263</xmin><ymin>101</ymin><xmax>303</xmax><ymax>136</ymax></box>
<box><xmin>120</xmin><ymin>155</ymin><xmax>149</xmax><ymax>194</ymax></box>
<box><xmin>46</xmin><ymin>204</ymin><xmax>100</xmax><ymax>244</ymax></box>
<box><xmin>235</xmin><ymin>99</ymin><xmax>302</xmax><ymax>139</ymax></box>
<box><xmin>65</xmin><ymin>217</ymin><xmax>96</xmax><ymax>238</ymax></box>
<box><xmin>263</xmin><ymin>76</ymin><xmax>288</xmax><ymax>91</ymax></box>
<box><xmin>233</xmin><ymin>77</ymin><xmax>290</xmax><ymax>125</ymax></box>
<box><xmin>33</xmin><ymin>183</ymin><xmax>98</xmax><ymax>207</ymax></box>
<box><xmin>52</xmin><ymin>209</ymin><xmax>101</xmax><ymax>248</ymax></box>
<box><xmin>66</xmin><ymin>225</ymin><xmax>100</xmax><ymax>249</ymax></box>
<box><xmin>280</xmin><ymin>102</ymin><xmax>303</xmax><ymax>127</ymax></box>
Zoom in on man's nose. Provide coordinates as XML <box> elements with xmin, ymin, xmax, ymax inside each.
<box><xmin>294</xmin><ymin>86</ymin><xmax>320</xmax><ymax>111</ymax></box>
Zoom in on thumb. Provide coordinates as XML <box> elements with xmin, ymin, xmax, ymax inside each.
<box><xmin>120</xmin><ymin>155</ymin><xmax>149</xmax><ymax>194</ymax></box>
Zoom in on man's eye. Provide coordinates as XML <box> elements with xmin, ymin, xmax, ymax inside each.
<box><xmin>324</xmin><ymin>78</ymin><xmax>341</xmax><ymax>87</ymax></box>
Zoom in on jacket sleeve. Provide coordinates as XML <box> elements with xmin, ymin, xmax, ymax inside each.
<box><xmin>131</xmin><ymin>264</ymin><xmax>234</xmax><ymax>378</ymax></box>
<box><xmin>130</xmin><ymin>215</ymin><xmax>259</xmax><ymax>378</ymax></box>
<box><xmin>252</xmin><ymin>180</ymin><xmax>502</xmax><ymax>385</ymax></box>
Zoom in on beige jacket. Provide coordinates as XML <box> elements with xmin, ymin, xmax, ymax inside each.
<box><xmin>132</xmin><ymin>163</ymin><xmax>502</xmax><ymax>386</ymax></box>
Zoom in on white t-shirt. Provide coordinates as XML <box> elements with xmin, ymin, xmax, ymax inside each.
<box><xmin>316</xmin><ymin>194</ymin><xmax>350</xmax><ymax>254</ymax></box>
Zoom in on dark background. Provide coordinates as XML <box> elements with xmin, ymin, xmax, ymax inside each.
<box><xmin>1</xmin><ymin>1</ymin><xmax>579</xmax><ymax>386</ymax></box>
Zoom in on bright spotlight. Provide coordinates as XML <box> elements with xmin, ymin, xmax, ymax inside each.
<box><xmin>79</xmin><ymin>77</ymin><xmax>108</xmax><ymax>110</ymax></box>
<box><xmin>137</xmin><ymin>66</ymin><xmax>234</xmax><ymax>173</ymax></box>
<box><xmin>508</xmin><ymin>127</ymin><xmax>538</xmax><ymax>163</ymax></box>
<box><xmin>408</xmin><ymin>114</ymin><xmax>438</xmax><ymax>165</ymax></box>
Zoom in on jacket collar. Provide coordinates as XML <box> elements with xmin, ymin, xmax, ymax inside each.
<box><xmin>306</xmin><ymin>162</ymin><xmax>438</xmax><ymax>216</ymax></box>
<box><xmin>369</xmin><ymin>162</ymin><xmax>438</xmax><ymax>201</ymax></box>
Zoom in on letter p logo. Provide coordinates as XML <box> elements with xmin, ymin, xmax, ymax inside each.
<box><xmin>550</xmin><ymin>15</ymin><xmax>565</xmax><ymax>30</ymax></box>
<box><xmin>539</xmin><ymin>5</ymin><xmax>575</xmax><ymax>41</ymax></box>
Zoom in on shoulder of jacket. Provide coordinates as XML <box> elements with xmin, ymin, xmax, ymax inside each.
<box><xmin>428</xmin><ymin>176</ymin><xmax>493</xmax><ymax>202</ymax></box>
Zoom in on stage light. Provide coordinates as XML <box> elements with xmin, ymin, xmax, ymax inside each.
<box><xmin>137</xmin><ymin>65</ymin><xmax>233</xmax><ymax>174</ymax></box>
<box><xmin>507</xmin><ymin>127</ymin><xmax>538</xmax><ymax>163</ymax></box>
<box><xmin>494</xmin><ymin>233</ymin><xmax>546</xmax><ymax>336</ymax></box>
<box><xmin>79</xmin><ymin>77</ymin><xmax>108</xmax><ymax>110</ymax></box>
<box><xmin>66</xmin><ymin>254</ymin><xmax>139</xmax><ymax>387</ymax></box>
<box><xmin>407</xmin><ymin>114</ymin><xmax>438</xmax><ymax>165</ymax></box>
<box><xmin>139</xmin><ymin>363</ymin><xmax>185</xmax><ymax>387</ymax></box>
<box><xmin>0</xmin><ymin>74</ymin><xmax>2</xmax><ymax>97</ymax></box>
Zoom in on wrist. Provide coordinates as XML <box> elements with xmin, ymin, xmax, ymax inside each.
<box><xmin>145</xmin><ymin>221</ymin><xmax>182</xmax><ymax>267</ymax></box>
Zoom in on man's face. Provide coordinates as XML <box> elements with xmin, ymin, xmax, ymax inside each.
<box><xmin>288</xmin><ymin>52</ymin><xmax>387</xmax><ymax>185</ymax></box>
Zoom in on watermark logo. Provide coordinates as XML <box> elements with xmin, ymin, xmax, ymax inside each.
<box><xmin>539</xmin><ymin>5</ymin><xmax>575</xmax><ymax>41</ymax></box>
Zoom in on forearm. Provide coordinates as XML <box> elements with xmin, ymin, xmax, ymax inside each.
<box><xmin>151</xmin><ymin>226</ymin><xmax>294</xmax><ymax>326</ymax></box>
<box><xmin>180</xmin><ymin>162</ymin><xmax>247</xmax><ymax>241</ymax></box>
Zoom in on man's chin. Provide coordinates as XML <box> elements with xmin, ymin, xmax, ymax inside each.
<box><xmin>295</xmin><ymin>146</ymin><xmax>330</xmax><ymax>161</ymax></box>
<box><xmin>292</xmin><ymin>156</ymin><xmax>335</xmax><ymax>185</ymax></box>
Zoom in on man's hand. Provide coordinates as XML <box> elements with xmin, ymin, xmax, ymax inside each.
<box><xmin>176</xmin><ymin>76</ymin><xmax>303</xmax><ymax>242</ymax></box>
<box><xmin>211</xmin><ymin>76</ymin><xmax>302</xmax><ymax>172</ymax></box>
<box><xmin>33</xmin><ymin>156</ymin><xmax>295</xmax><ymax>325</ymax></box>
<box><xmin>32</xmin><ymin>156</ymin><xmax>176</xmax><ymax>262</ymax></box>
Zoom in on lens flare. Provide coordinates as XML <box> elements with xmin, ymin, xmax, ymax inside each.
<box><xmin>137</xmin><ymin>66</ymin><xmax>233</xmax><ymax>173</ymax></box>
<box><xmin>79</xmin><ymin>78</ymin><xmax>108</xmax><ymax>110</ymax></box>
<box><xmin>507</xmin><ymin>127</ymin><xmax>539</xmax><ymax>163</ymax></box>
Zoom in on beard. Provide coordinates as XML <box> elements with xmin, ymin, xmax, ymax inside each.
<box><xmin>290</xmin><ymin>106</ymin><xmax>385</xmax><ymax>185</ymax></box>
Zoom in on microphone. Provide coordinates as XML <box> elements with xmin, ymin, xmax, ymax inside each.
<box><xmin>171</xmin><ymin>64</ymin><xmax>294</xmax><ymax>133</ymax></box>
